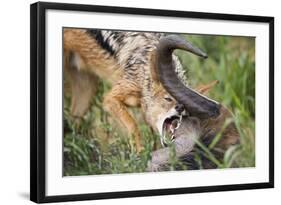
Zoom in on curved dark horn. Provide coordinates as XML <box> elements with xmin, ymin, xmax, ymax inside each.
<box><xmin>156</xmin><ymin>35</ymin><xmax>220</xmax><ymax>119</ymax></box>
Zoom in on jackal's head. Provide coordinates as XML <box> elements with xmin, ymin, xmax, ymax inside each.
<box><xmin>142</xmin><ymin>35</ymin><xmax>221</xmax><ymax>146</ymax></box>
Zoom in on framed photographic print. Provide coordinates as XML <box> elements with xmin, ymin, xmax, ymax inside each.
<box><xmin>30</xmin><ymin>2</ymin><xmax>274</xmax><ymax>203</ymax></box>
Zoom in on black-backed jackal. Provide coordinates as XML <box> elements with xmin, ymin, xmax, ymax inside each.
<box><xmin>64</xmin><ymin>28</ymin><xmax>239</xmax><ymax>160</ymax></box>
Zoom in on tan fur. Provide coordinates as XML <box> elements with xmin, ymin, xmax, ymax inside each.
<box><xmin>64</xmin><ymin>29</ymin><xmax>145</xmax><ymax>151</ymax></box>
<box><xmin>64</xmin><ymin>29</ymin><xmax>123</xmax><ymax>83</ymax></box>
<box><xmin>64</xmin><ymin>28</ymin><xmax>239</xmax><ymax>153</ymax></box>
<box><xmin>64</xmin><ymin>50</ymin><xmax>99</xmax><ymax>117</ymax></box>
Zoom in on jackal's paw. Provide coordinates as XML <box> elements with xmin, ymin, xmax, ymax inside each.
<box><xmin>136</xmin><ymin>145</ymin><xmax>144</xmax><ymax>154</ymax></box>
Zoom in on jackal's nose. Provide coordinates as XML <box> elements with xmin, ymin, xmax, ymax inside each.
<box><xmin>175</xmin><ymin>103</ymin><xmax>185</xmax><ymax>114</ymax></box>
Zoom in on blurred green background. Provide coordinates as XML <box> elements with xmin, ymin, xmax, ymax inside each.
<box><xmin>63</xmin><ymin>34</ymin><xmax>255</xmax><ymax>176</ymax></box>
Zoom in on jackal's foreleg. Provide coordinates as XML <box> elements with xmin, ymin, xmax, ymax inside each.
<box><xmin>103</xmin><ymin>81</ymin><xmax>142</xmax><ymax>152</ymax></box>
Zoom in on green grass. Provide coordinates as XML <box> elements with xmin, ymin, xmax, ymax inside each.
<box><xmin>63</xmin><ymin>34</ymin><xmax>255</xmax><ymax>176</ymax></box>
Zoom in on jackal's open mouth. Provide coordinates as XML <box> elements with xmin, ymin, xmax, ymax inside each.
<box><xmin>161</xmin><ymin>115</ymin><xmax>182</xmax><ymax>146</ymax></box>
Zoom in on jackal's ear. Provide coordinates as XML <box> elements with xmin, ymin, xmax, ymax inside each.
<box><xmin>149</xmin><ymin>50</ymin><xmax>160</xmax><ymax>84</ymax></box>
<box><xmin>195</xmin><ymin>80</ymin><xmax>219</xmax><ymax>95</ymax></box>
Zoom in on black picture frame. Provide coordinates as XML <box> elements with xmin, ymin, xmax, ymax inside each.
<box><xmin>30</xmin><ymin>1</ymin><xmax>274</xmax><ymax>203</ymax></box>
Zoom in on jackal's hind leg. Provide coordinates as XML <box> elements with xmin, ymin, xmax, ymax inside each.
<box><xmin>64</xmin><ymin>63</ymin><xmax>98</xmax><ymax>118</ymax></box>
<box><xmin>103</xmin><ymin>82</ymin><xmax>142</xmax><ymax>153</ymax></box>
<box><xmin>63</xmin><ymin>51</ymin><xmax>98</xmax><ymax>118</ymax></box>
<box><xmin>67</xmin><ymin>68</ymin><xmax>98</xmax><ymax>118</ymax></box>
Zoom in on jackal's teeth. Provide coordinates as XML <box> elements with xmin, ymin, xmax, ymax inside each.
<box><xmin>171</xmin><ymin>134</ymin><xmax>175</xmax><ymax>142</ymax></box>
<box><xmin>174</xmin><ymin>115</ymin><xmax>182</xmax><ymax>130</ymax></box>
<box><xmin>169</xmin><ymin>124</ymin><xmax>175</xmax><ymax>134</ymax></box>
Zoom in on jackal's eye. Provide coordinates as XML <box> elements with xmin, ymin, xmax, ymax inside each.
<box><xmin>164</xmin><ymin>97</ymin><xmax>173</xmax><ymax>102</ymax></box>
